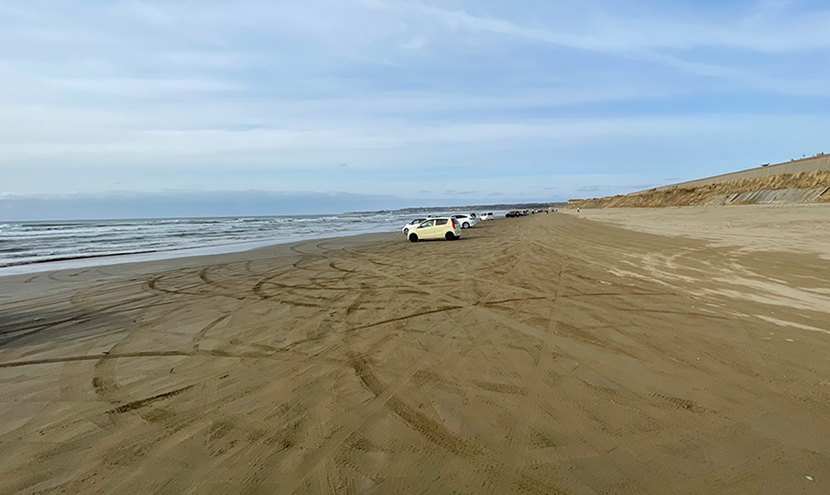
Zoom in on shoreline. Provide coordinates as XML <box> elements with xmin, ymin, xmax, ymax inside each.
<box><xmin>0</xmin><ymin>225</ymin><xmax>402</xmax><ymax>279</ymax></box>
<box><xmin>0</xmin><ymin>230</ymin><xmax>400</xmax><ymax>305</ymax></box>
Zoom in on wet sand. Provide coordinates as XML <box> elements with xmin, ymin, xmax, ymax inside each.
<box><xmin>1</xmin><ymin>208</ymin><xmax>829</xmax><ymax>494</ymax></box>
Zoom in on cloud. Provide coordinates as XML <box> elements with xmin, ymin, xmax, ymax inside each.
<box><xmin>2</xmin><ymin>107</ymin><xmax>828</xmax><ymax>166</ymax></box>
<box><xmin>401</xmin><ymin>36</ymin><xmax>427</xmax><ymax>50</ymax></box>
<box><xmin>52</xmin><ymin>77</ymin><xmax>245</xmax><ymax>95</ymax></box>
<box><xmin>384</xmin><ymin>0</ymin><xmax>830</xmax><ymax>91</ymax></box>
<box><xmin>116</xmin><ymin>0</ymin><xmax>175</xmax><ymax>26</ymax></box>
<box><xmin>401</xmin><ymin>0</ymin><xmax>830</xmax><ymax>53</ymax></box>
<box><xmin>0</xmin><ymin>0</ymin><xmax>828</xmax><ymax>214</ymax></box>
<box><xmin>160</xmin><ymin>51</ymin><xmax>263</xmax><ymax>69</ymax></box>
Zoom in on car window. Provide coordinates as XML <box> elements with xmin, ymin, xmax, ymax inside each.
<box><xmin>435</xmin><ymin>219</ymin><xmax>448</xmax><ymax>226</ymax></box>
<box><xmin>419</xmin><ymin>220</ymin><xmax>434</xmax><ymax>228</ymax></box>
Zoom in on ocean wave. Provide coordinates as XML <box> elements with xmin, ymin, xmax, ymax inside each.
<box><xmin>0</xmin><ymin>212</ymin><xmax>416</xmax><ymax>270</ymax></box>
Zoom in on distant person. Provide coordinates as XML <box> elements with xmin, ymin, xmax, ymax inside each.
<box><xmin>577</xmin><ymin>208</ymin><xmax>580</xmax><ymax>212</ymax></box>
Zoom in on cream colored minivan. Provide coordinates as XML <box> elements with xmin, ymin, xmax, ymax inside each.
<box><xmin>407</xmin><ymin>217</ymin><xmax>462</xmax><ymax>242</ymax></box>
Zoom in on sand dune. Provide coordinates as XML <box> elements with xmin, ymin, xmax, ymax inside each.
<box><xmin>1</xmin><ymin>208</ymin><xmax>829</xmax><ymax>494</ymax></box>
<box><xmin>570</xmin><ymin>170</ymin><xmax>830</xmax><ymax>208</ymax></box>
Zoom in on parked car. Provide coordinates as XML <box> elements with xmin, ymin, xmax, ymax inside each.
<box><xmin>407</xmin><ymin>217</ymin><xmax>461</xmax><ymax>242</ymax></box>
<box><xmin>479</xmin><ymin>212</ymin><xmax>494</xmax><ymax>221</ymax></box>
<box><xmin>402</xmin><ymin>218</ymin><xmax>428</xmax><ymax>236</ymax></box>
<box><xmin>451</xmin><ymin>214</ymin><xmax>477</xmax><ymax>229</ymax></box>
<box><xmin>506</xmin><ymin>210</ymin><xmax>520</xmax><ymax>218</ymax></box>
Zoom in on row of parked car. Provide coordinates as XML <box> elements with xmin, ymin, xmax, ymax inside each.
<box><xmin>506</xmin><ymin>208</ymin><xmax>551</xmax><ymax>217</ymax></box>
<box><xmin>401</xmin><ymin>212</ymin><xmax>492</xmax><ymax>242</ymax></box>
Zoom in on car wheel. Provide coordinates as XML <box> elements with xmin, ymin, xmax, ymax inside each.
<box><xmin>462</xmin><ymin>222</ymin><xmax>470</xmax><ymax>229</ymax></box>
<box><xmin>445</xmin><ymin>232</ymin><xmax>455</xmax><ymax>240</ymax></box>
<box><xmin>409</xmin><ymin>233</ymin><xmax>419</xmax><ymax>242</ymax></box>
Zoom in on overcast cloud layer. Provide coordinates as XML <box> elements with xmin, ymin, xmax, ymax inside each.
<box><xmin>2</xmin><ymin>0</ymin><xmax>829</xmax><ymax>218</ymax></box>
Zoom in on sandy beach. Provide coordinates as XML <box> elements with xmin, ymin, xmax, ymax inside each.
<box><xmin>2</xmin><ymin>207</ymin><xmax>829</xmax><ymax>494</ymax></box>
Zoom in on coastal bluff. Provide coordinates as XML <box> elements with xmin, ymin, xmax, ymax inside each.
<box><xmin>570</xmin><ymin>154</ymin><xmax>830</xmax><ymax>208</ymax></box>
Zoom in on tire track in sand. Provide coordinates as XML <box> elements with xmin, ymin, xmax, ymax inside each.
<box><xmin>492</xmin><ymin>260</ymin><xmax>567</xmax><ymax>494</ymax></box>
<box><xmin>279</xmin><ymin>222</ymin><xmax>570</xmax><ymax>494</ymax></box>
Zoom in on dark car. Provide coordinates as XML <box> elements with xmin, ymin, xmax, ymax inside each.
<box><xmin>506</xmin><ymin>210</ymin><xmax>520</xmax><ymax>218</ymax></box>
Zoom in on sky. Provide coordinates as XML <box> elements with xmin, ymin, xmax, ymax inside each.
<box><xmin>1</xmin><ymin>0</ymin><xmax>829</xmax><ymax>219</ymax></box>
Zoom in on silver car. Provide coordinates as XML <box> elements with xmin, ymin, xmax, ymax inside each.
<box><xmin>402</xmin><ymin>218</ymin><xmax>428</xmax><ymax>236</ymax></box>
<box><xmin>451</xmin><ymin>214</ymin><xmax>477</xmax><ymax>229</ymax></box>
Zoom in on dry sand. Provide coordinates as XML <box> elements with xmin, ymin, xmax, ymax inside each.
<box><xmin>1</xmin><ymin>207</ymin><xmax>829</xmax><ymax>494</ymax></box>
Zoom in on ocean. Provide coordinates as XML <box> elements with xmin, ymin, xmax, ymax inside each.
<box><xmin>0</xmin><ymin>211</ymin><xmax>451</xmax><ymax>275</ymax></box>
